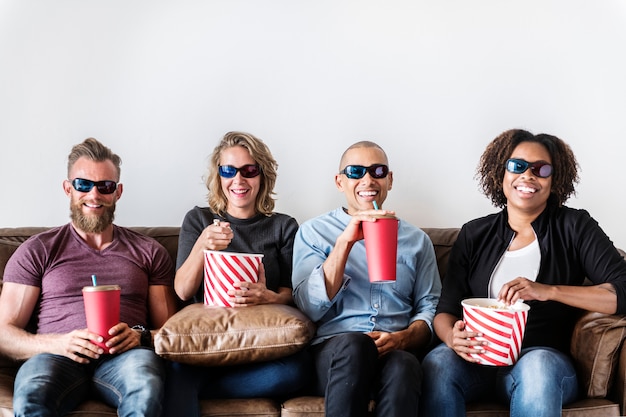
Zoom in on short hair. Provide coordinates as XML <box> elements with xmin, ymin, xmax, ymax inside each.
<box><xmin>339</xmin><ymin>140</ymin><xmax>389</xmax><ymax>170</ymax></box>
<box><xmin>67</xmin><ymin>138</ymin><xmax>122</xmax><ymax>181</ymax></box>
<box><xmin>206</xmin><ymin>131</ymin><xmax>277</xmax><ymax>216</ymax></box>
<box><xmin>476</xmin><ymin>129</ymin><xmax>579</xmax><ymax>208</ymax></box>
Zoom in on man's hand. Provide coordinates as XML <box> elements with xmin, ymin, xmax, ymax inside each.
<box><xmin>53</xmin><ymin>329</ymin><xmax>104</xmax><ymax>364</ymax></box>
<box><xmin>366</xmin><ymin>331</ymin><xmax>401</xmax><ymax>356</ymax></box>
<box><xmin>366</xmin><ymin>319</ymin><xmax>430</xmax><ymax>356</ymax></box>
<box><xmin>105</xmin><ymin>323</ymin><xmax>142</xmax><ymax>354</ymax></box>
<box><xmin>338</xmin><ymin>209</ymin><xmax>396</xmax><ymax>246</ymax></box>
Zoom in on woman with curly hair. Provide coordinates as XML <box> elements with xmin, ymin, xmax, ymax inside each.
<box><xmin>421</xmin><ymin>129</ymin><xmax>626</xmax><ymax>417</ymax></box>
<box><xmin>163</xmin><ymin>131</ymin><xmax>310</xmax><ymax>417</ymax></box>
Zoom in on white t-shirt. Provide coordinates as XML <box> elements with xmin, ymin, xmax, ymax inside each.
<box><xmin>489</xmin><ymin>237</ymin><xmax>540</xmax><ymax>298</ymax></box>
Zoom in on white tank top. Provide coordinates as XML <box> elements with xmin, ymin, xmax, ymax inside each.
<box><xmin>489</xmin><ymin>237</ymin><xmax>540</xmax><ymax>298</ymax></box>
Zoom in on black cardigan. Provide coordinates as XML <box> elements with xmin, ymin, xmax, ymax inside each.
<box><xmin>437</xmin><ymin>197</ymin><xmax>626</xmax><ymax>353</ymax></box>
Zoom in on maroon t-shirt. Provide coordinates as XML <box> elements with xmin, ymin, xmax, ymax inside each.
<box><xmin>4</xmin><ymin>224</ymin><xmax>174</xmax><ymax>333</ymax></box>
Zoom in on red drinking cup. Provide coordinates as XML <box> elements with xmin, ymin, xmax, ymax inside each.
<box><xmin>362</xmin><ymin>215</ymin><xmax>398</xmax><ymax>282</ymax></box>
<box><xmin>82</xmin><ymin>285</ymin><xmax>121</xmax><ymax>353</ymax></box>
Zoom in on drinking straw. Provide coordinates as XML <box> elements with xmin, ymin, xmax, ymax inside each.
<box><xmin>373</xmin><ymin>201</ymin><xmax>379</xmax><ymax>210</ymax></box>
<box><xmin>91</xmin><ymin>274</ymin><xmax>97</xmax><ymax>286</ymax></box>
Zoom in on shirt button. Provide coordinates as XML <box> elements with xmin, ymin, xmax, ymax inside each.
<box><xmin>374</xmin><ymin>304</ymin><xmax>379</xmax><ymax>308</ymax></box>
<box><xmin>372</xmin><ymin>317</ymin><xmax>377</xmax><ymax>322</ymax></box>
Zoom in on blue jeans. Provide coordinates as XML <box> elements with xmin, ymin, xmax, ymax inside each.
<box><xmin>420</xmin><ymin>343</ymin><xmax>579</xmax><ymax>417</ymax></box>
<box><xmin>13</xmin><ymin>348</ymin><xmax>166</xmax><ymax>417</ymax></box>
<box><xmin>310</xmin><ymin>333</ymin><xmax>422</xmax><ymax>417</ymax></box>
<box><xmin>162</xmin><ymin>349</ymin><xmax>312</xmax><ymax>417</ymax></box>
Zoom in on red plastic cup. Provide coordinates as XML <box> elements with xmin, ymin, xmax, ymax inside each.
<box><xmin>82</xmin><ymin>285</ymin><xmax>121</xmax><ymax>353</ymax></box>
<box><xmin>362</xmin><ymin>215</ymin><xmax>398</xmax><ymax>282</ymax></box>
<box><xmin>203</xmin><ymin>251</ymin><xmax>264</xmax><ymax>307</ymax></box>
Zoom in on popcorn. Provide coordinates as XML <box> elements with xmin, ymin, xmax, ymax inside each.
<box><xmin>203</xmin><ymin>250</ymin><xmax>263</xmax><ymax>307</ymax></box>
<box><xmin>462</xmin><ymin>298</ymin><xmax>530</xmax><ymax>366</ymax></box>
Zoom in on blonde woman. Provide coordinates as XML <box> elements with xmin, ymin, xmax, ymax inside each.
<box><xmin>163</xmin><ymin>132</ymin><xmax>310</xmax><ymax>417</ymax></box>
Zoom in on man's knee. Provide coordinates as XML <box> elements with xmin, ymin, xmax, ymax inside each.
<box><xmin>14</xmin><ymin>354</ymin><xmax>89</xmax><ymax>416</ymax></box>
<box><xmin>311</xmin><ymin>333</ymin><xmax>379</xmax><ymax>395</ymax></box>
<box><xmin>121</xmin><ymin>349</ymin><xmax>166</xmax><ymax>385</ymax></box>
<box><xmin>330</xmin><ymin>333</ymin><xmax>378</xmax><ymax>360</ymax></box>
<box><xmin>381</xmin><ymin>350</ymin><xmax>422</xmax><ymax>390</ymax></box>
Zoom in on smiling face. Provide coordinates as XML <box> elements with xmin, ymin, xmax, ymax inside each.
<box><xmin>220</xmin><ymin>145</ymin><xmax>261</xmax><ymax>219</ymax></box>
<box><xmin>335</xmin><ymin>145</ymin><xmax>393</xmax><ymax>215</ymax></box>
<box><xmin>503</xmin><ymin>141</ymin><xmax>552</xmax><ymax>216</ymax></box>
<box><xmin>64</xmin><ymin>157</ymin><xmax>122</xmax><ymax>233</ymax></box>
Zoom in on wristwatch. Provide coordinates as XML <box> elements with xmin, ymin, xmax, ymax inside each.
<box><xmin>131</xmin><ymin>325</ymin><xmax>152</xmax><ymax>348</ymax></box>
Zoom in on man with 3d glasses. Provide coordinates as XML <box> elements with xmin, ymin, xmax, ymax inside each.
<box><xmin>0</xmin><ymin>138</ymin><xmax>177</xmax><ymax>416</ymax></box>
<box><xmin>292</xmin><ymin>140</ymin><xmax>441</xmax><ymax>417</ymax></box>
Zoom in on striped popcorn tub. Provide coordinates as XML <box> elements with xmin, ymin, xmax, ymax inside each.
<box><xmin>203</xmin><ymin>250</ymin><xmax>264</xmax><ymax>307</ymax></box>
<box><xmin>462</xmin><ymin>298</ymin><xmax>530</xmax><ymax>366</ymax></box>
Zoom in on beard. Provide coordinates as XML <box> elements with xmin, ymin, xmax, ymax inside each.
<box><xmin>70</xmin><ymin>198</ymin><xmax>116</xmax><ymax>233</ymax></box>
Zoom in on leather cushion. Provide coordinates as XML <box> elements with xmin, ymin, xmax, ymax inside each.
<box><xmin>571</xmin><ymin>311</ymin><xmax>626</xmax><ymax>397</ymax></box>
<box><xmin>154</xmin><ymin>303</ymin><xmax>315</xmax><ymax>366</ymax></box>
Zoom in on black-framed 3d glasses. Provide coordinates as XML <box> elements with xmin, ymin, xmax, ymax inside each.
<box><xmin>339</xmin><ymin>164</ymin><xmax>389</xmax><ymax>179</ymax></box>
<box><xmin>218</xmin><ymin>164</ymin><xmax>261</xmax><ymax>179</ymax></box>
<box><xmin>506</xmin><ymin>159</ymin><xmax>553</xmax><ymax>178</ymax></box>
<box><xmin>70</xmin><ymin>178</ymin><xmax>118</xmax><ymax>194</ymax></box>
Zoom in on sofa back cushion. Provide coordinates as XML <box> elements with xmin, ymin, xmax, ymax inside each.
<box><xmin>0</xmin><ymin>226</ymin><xmax>461</xmax><ymax>288</ymax></box>
<box><xmin>0</xmin><ymin>227</ymin><xmax>181</xmax><ymax>288</ymax></box>
<box><xmin>0</xmin><ymin>228</ymin><xmax>51</xmax><ymax>290</ymax></box>
<box><xmin>0</xmin><ymin>240</ymin><xmax>19</xmax><ymax>288</ymax></box>
<box><xmin>421</xmin><ymin>227</ymin><xmax>460</xmax><ymax>281</ymax></box>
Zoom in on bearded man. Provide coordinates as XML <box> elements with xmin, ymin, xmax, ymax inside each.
<box><xmin>0</xmin><ymin>138</ymin><xmax>177</xmax><ymax>417</ymax></box>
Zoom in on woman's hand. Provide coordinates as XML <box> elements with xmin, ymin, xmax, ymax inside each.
<box><xmin>449</xmin><ymin>319</ymin><xmax>486</xmax><ymax>363</ymax></box>
<box><xmin>175</xmin><ymin>220</ymin><xmax>234</xmax><ymax>300</ymax></box>
<box><xmin>199</xmin><ymin>220</ymin><xmax>234</xmax><ymax>251</ymax></box>
<box><xmin>229</xmin><ymin>264</ymin><xmax>278</xmax><ymax>306</ymax></box>
<box><xmin>498</xmin><ymin>277</ymin><xmax>550</xmax><ymax>305</ymax></box>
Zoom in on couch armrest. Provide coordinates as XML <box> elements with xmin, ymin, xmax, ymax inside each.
<box><xmin>571</xmin><ymin>311</ymin><xmax>626</xmax><ymax>398</ymax></box>
<box><xmin>612</xmin><ymin>342</ymin><xmax>626</xmax><ymax>414</ymax></box>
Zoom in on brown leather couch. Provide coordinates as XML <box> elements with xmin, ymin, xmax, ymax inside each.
<box><xmin>1</xmin><ymin>226</ymin><xmax>625</xmax><ymax>417</ymax></box>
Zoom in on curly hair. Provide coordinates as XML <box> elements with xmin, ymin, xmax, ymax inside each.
<box><xmin>476</xmin><ymin>129</ymin><xmax>579</xmax><ymax>208</ymax></box>
<box><xmin>206</xmin><ymin>131</ymin><xmax>277</xmax><ymax>217</ymax></box>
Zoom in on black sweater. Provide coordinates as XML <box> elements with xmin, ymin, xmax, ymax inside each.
<box><xmin>436</xmin><ymin>197</ymin><xmax>626</xmax><ymax>353</ymax></box>
<box><xmin>177</xmin><ymin>206</ymin><xmax>299</xmax><ymax>303</ymax></box>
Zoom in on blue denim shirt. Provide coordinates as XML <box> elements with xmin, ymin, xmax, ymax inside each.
<box><xmin>292</xmin><ymin>208</ymin><xmax>441</xmax><ymax>345</ymax></box>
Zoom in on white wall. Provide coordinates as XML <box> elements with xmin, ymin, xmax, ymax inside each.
<box><xmin>1</xmin><ymin>1</ymin><xmax>626</xmax><ymax>248</ymax></box>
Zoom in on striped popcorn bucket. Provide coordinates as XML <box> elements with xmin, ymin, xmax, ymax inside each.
<box><xmin>203</xmin><ymin>250</ymin><xmax>264</xmax><ymax>307</ymax></box>
<box><xmin>462</xmin><ymin>298</ymin><xmax>530</xmax><ymax>366</ymax></box>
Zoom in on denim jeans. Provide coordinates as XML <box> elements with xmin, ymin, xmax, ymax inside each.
<box><xmin>310</xmin><ymin>333</ymin><xmax>422</xmax><ymax>417</ymax></box>
<box><xmin>162</xmin><ymin>349</ymin><xmax>312</xmax><ymax>417</ymax></box>
<box><xmin>13</xmin><ymin>348</ymin><xmax>166</xmax><ymax>417</ymax></box>
<box><xmin>420</xmin><ymin>343</ymin><xmax>579</xmax><ymax>417</ymax></box>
